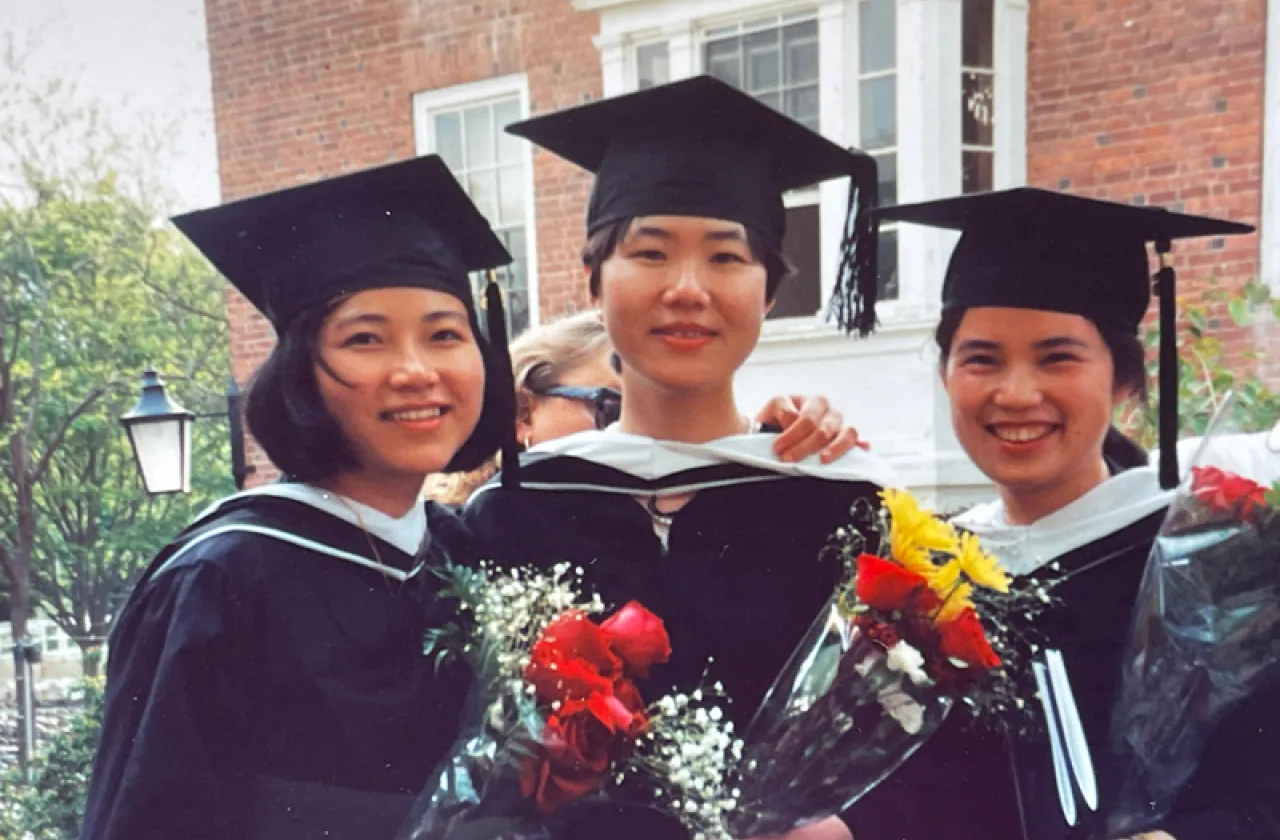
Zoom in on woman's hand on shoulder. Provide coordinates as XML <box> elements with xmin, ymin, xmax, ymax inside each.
<box><xmin>742</xmin><ymin>815</ymin><xmax>853</xmax><ymax>840</ymax></box>
<box><xmin>756</xmin><ymin>395</ymin><xmax>869</xmax><ymax>464</ymax></box>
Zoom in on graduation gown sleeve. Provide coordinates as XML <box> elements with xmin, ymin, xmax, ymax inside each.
<box><xmin>81</xmin><ymin>558</ymin><xmax>253</xmax><ymax>840</ymax></box>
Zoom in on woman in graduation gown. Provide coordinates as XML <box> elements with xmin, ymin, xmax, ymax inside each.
<box><xmin>81</xmin><ymin>153</ymin><xmax>860</xmax><ymax>840</ymax></box>
<box><xmin>844</xmin><ymin>188</ymin><xmax>1280</xmax><ymax>840</ymax></box>
<box><xmin>460</xmin><ymin>76</ymin><xmax>897</xmax><ymax>840</ymax></box>
<box><xmin>79</xmin><ymin>156</ymin><xmax>518</xmax><ymax>840</ymax></box>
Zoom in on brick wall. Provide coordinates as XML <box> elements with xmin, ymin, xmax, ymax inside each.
<box><xmin>204</xmin><ymin>0</ymin><xmax>602</xmax><ymax>483</ymax></box>
<box><xmin>1026</xmin><ymin>0</ymin><xmax>1273</xmax><ymax>384</ymax></box>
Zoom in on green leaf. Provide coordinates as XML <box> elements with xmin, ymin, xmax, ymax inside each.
<box><xmin>1228</xmin><ymin>297</ymin><xmax>1253</xmax><ymax>326</ymax></box>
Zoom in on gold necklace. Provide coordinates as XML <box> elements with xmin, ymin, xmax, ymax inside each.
<box><xmin>327</xmin><ymin>491</ymin><xmax>402</xmax><ymax>595</ymax></box>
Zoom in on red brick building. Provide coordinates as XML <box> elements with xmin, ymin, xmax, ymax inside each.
<box><xmin>204</xmin><ymin>0</ymin><xmax>1277</xmax><ymax>502</ymax></box>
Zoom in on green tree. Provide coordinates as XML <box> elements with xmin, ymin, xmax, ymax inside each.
<box><xmin>1</xmin><ymin>40</ymin><xmax>233</xmax><ymax>687</ymax></box>
<box><xmin>1122</xmin><ymin>279</ymin><xmax>1280</xmax><ymax>443</ymax></box>
<box><xmin>0</xmin><ymin>679</ymin><xmax>106</xmax><ymax>840</ymax></box>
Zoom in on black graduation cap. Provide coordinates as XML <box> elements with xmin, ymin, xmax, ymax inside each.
<box><xmin>874</xmin><ymin>187</ymin><xmax>1254</xmax><ymax>489</ymax></box>
<box><xmin>171</xmin><ymin>155</ymin><xmax>512</xmax><ymax>332</ymax></box>
<box><xmin>172</xmin><ymin>155</ymin><xmax>523</xmax><ymax>484</ymax></box>
<box><xmin>506</xmin><ymin>75</ymin><xmax>882</xmax><ymax>336</ymax></box>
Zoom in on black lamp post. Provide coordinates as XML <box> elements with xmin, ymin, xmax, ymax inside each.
<box><xmin>119</xmin><ymin>368</ymin><xmax>254</xmax><ymax>494</ymax></box>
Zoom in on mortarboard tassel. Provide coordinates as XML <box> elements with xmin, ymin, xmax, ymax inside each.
<box><xmin>827</xmin><ymin>150</ymin><xmax>880</xmax><ymax>337</ymax></box>
<box><xmin>1154</xmin><ymin>238</ymin><xmax>1179</xmax><ymax>490</ymax></box>
<box><xmin>484</xmin><ymin>271</ymin><xmax>522</xmax><ymax>490</ymax></box>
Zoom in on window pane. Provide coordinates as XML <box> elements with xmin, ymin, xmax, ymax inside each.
<box><xmin>877</xmin><ymin>226</ymin><xmax>899</xmax><ymax>300</ymax></box>
<box><xmin>859</xmin><ymin>0</ymin><xmax>895</xmax><ymax>74</ymax></box>
<box><xmin>962</xmin><ymin>0</ymin><xmax>995</xmax><ymax>69</ymax></box>
<box><xmin>498</xmin><ymin>164</ymin><xmax>525</xmax><ymax>225</ymax></box>
<box><xmin>875</xmin><ymin>151</ymin><xmax>897</xmax><ymax>207</ymax></box>
<box><xmin>494</xmin><ymin>97</ymin><xmax>522</xmax><ymax>164</ymax></box>
<box><xmin>757</xmin><ymin>90</ymin><xmax>782</xmax><ymax>113</ymax></box>
<box><xmin>963</xmin><ymin>71</ymin><xmax>994</xmax><ymax>146</ymax></box>
<box><xmin>637</xmin><ymin>42</ymin><xmax>670</xmax><ymax>90</ymax></box>
<box><xmin>468</xmin><ymin>169</ymin><xmax>498</xmax><ymax>221</ymax></box>
<box><xmin>434</xmin><ymin>111</ymin><xmax>464</xmax><ymax>171</ymax></box>
<box><xmin>771</xmin><ymin>203</ymin><xmax>821</xmax><ymax>320</ymax></box>
<box><xmin>464</xmin><ymin>105</ymin><xmax>494</xmax><ymax>169</ymax></box>
<box><xmin>705</xmin><ymin>39</ymin><xmax>742</xmax><ymax>87</ymax></box>
<box><xmin>784</xmin><ymin>25</ymin><xmax>819</xmax><ymax>85</ymax></box>
<box><xmin>785</xmin><ymin>85</ymin><xmax>820</xmax><ymax>130</ymax></box>
<box><xmin>859</xmin><ymin>75</ymin><xmax>896</xmax><ymax>149</ymax></box>
<box><xmin>746</xmin><ymin>30</ymin><xmax>781</xmax><ymax>92</ymax></box>
<box><xmin>963</xmin><ymin>150</ymin><xmax>994</xmax><ymax>193</ymax></box>
<box><xmin>501</xmin><ymin>227</ymin><xmax>530</xmax><ymax>336</ymax></box>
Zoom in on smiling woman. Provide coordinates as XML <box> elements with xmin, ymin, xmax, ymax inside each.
<box><xmin>844</xmin><ymin>189</ymin><xmax>1279</xmax><ymax>840</ymax></box>
<box><xmin>80</xmin><ymin>156</ymin><xmax>514</xmax><ymax>840</ymax></box>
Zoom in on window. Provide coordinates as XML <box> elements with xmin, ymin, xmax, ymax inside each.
<box><xmin>858</xmin><ymin>0</ymin><xmax>899</xmax><ymax>299</ymax></box>
<box><xmin>415</xmin><ymin>81</ymin><xmax>534</xmax><ymax>337</ymax></box>
<box><xmin>962</xmin><ymin>0</ymin><xmax>995</xmax><ymax>193</ymax></box>
<box><xmin>701</xmin><ymin>13</ymin><xmax>826</xmax><ymax>319</ymax></box>
<box><xmin>636</xmin><ymin>41</ymin><xmax>671</xmax><ymax>89</ymax></box>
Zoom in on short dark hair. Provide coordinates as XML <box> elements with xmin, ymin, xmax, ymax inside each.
<box><xmin>245</xmin><ymin>303</ymin><xmax>358</xmax><ymax>484</ymax></box>
<box><xmin>580</xmin><ymin>217</ymin><xmax>795</xmax><ymax>301</ymax></box>
<box><xmin>246</xmin><ymin>300</ymin><xmax>508</xmax><ymax>483</ymax></box>
<box><xmin>934</xmin><ymin>307</ymin><xmax>1150</xmax><ymax>468</ymax></box>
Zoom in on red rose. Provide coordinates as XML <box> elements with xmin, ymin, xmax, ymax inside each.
<box><xmin>856</xmin><ymin>616</ymin><xmax>901</xmax><ymax>649</ymax></box>
<box><xmin>855</xmin><ymin>554</ymin><xmax>941</xmax><ymax>615</ymax></box>
<box><xmin>600</xmin><ymin>601</ymin><xmax>672</xmax><ymax>677</ymax></box>
<box><xmin>936</xmin><ymin>608</ymin><xmax>1001</xmax><ymax>671</ymax></box>
<box><xmin>525</xmin><ymin>612</ymin><xmax>621</xmax><ymax>706</ymax></box>
<box><xmin>1191</xmin><ymin>466</ymin><xmax>1267</xmax><ymax>515</ymax></box>
<box><xmin>520</xmin><ymin>712</ymin><xmax>612</xmax><ymax>813</ymax></box>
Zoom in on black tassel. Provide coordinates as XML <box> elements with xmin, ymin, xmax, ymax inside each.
<box><xmin>827</xmin><ymin>150</ymin><xmax>880</xmax><ymax>337</ymax></box>
<box><xmin>484</xmin><ymin>272</ymin><xmax>521</xmax><ymax>490</ymax></box>
<box><xmin>1154</xmin><ymin>239</ymin><xmax>1179</xmax><ymax>490</ymax></box>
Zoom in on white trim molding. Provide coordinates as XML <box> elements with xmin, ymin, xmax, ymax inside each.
<box><xmin>1263</xmin><ymin>0</ymin><xmax>1280</xmax><ymax>292</ymax></box>
<box><xmin>412</xmin><ymin>74</ymin><xmax>541</xmax><ymax>327</ymax></box>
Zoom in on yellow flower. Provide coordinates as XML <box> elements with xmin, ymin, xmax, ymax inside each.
<box><xmin>955</xmin><ymin>532</ymin><xmax>1010</xmax><ymax>593</ymax></box>
<box><xmin>881</xmin><ymin>488</ymin><xmax>960</xmax><ymax>567</ymax></box>
<box><xmin>937</xmin><ymin>582</ymin><xmax>974</xmax><ymax>622</ymax></box>
<box><xmin>930</xmin><ymin>558</ymin><xmax>963</xmax><ymax>595</ymax></box>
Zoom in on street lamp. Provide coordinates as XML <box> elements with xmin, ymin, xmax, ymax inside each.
<box><xmin>120</xmin><ymin>368</ymin><xmax>254</xmax><ymax>495</ymax></box>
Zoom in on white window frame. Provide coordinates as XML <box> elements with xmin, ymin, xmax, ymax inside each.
<box><xmin>411</xmin><ymin>74</ymin><xmax>541</xmax><ymax>329</ymax></box>
<box><xmin>1263</xmin><ymin>0</ymin><xmax>1280</xmax><ymax>293</ymax></box>
<box><xmin>586</xmin><ymin>0</ymin><xmax>1027</xmax><ymax>338</ymax></box>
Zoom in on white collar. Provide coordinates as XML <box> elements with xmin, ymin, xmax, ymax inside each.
<box><xmin>951</xmin><ymin>467</ymin><xmax>1172</xmax><ymax>577</ymax></box>
<box><xmin>516</xmin><ymin>428</ymin><xmax>902</xmax><ymax>491</ymax></box>
<box><xmin>196</xmin><ymin>483</ymin><xmax>428</xmax><ymax>557</ymax></box>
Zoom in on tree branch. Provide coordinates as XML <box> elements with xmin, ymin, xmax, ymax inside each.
<box><xmin>30</xmin><ymin>378</ymin><xmax>125</xmax><ymax>485</ymax></box>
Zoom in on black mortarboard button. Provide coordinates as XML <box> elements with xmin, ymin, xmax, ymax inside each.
<box><xmin>874</xmin><ymin>187</ymin><xmax>1254</xmax><ymax>489</ymax></box>
<box><xmin>507</xmin><ymin>75</ymin><xmax>882</xmax><ymax>336</ymax></box>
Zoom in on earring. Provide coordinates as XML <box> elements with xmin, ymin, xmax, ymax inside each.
<box><xmin>522</xmin><ymin>436</ymin><xmax>532</xmax><ymax>450</ymax></box>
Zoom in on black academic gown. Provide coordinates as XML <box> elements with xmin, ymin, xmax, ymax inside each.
<box><xmin>463</xmin><ymin>449</ymin><xmax>887</xmax><ymax>837</ymax></box>
<box><xmin>847</xmin><ymin>504</ymin><xmax>1280</xmax><ymax>840</ymax></box>
<box><xmin>80</xmin><ymin>494</ymin><xmax>473</xmax><ymax>840</ymax></box>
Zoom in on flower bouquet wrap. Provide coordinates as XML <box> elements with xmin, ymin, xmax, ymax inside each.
<box><xmin>401</xmin><ymin>563</ymin><xmax>742</xmax><ymax>840</ymax></box>
<box><xmin>727</xmin><ymin>489</ymin><xmax>1026</xmax><ymax>838</ymax></box>
<box><xmin>1108</xmin><ymin>402</ymin><xmax>1280</xmax><ymax>836</ymax></box>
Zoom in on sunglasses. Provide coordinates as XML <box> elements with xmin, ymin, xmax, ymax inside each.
<box><xmin>533</xmin><ymin>385</ymin><xmax>623</xmax><ymax>430</ymax></box>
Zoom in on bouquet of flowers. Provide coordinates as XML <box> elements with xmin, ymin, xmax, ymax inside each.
<box><xmin>727</xmin><ymin>488</ymin><xmax>1033</xmax><ymax>838</ymax></box>
<box><xmin>1108</xmin><ymin>403</ymin><xmax>1280</xmax><ymax>836</ymax></box>
<box><xmin>402</xmin><ymin>562</ymin><xmax>742</xmax><ymax>840</ymax></box>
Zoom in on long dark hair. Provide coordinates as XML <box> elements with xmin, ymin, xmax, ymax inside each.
<box><xmin>935</xmin><ymin>308</ymin><xmax>1150</xmax><ymax>470</ymax></box>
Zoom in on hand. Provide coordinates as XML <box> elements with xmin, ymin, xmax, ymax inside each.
<box><xmin>744</xmin><ymin>816</ymin><xmax>853</xmax><ymax>840</ymax></box>
<box><xmin>756</xmin><ymin>395</ymin><xmax>869</xmax><ymax>464</ymax></box>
